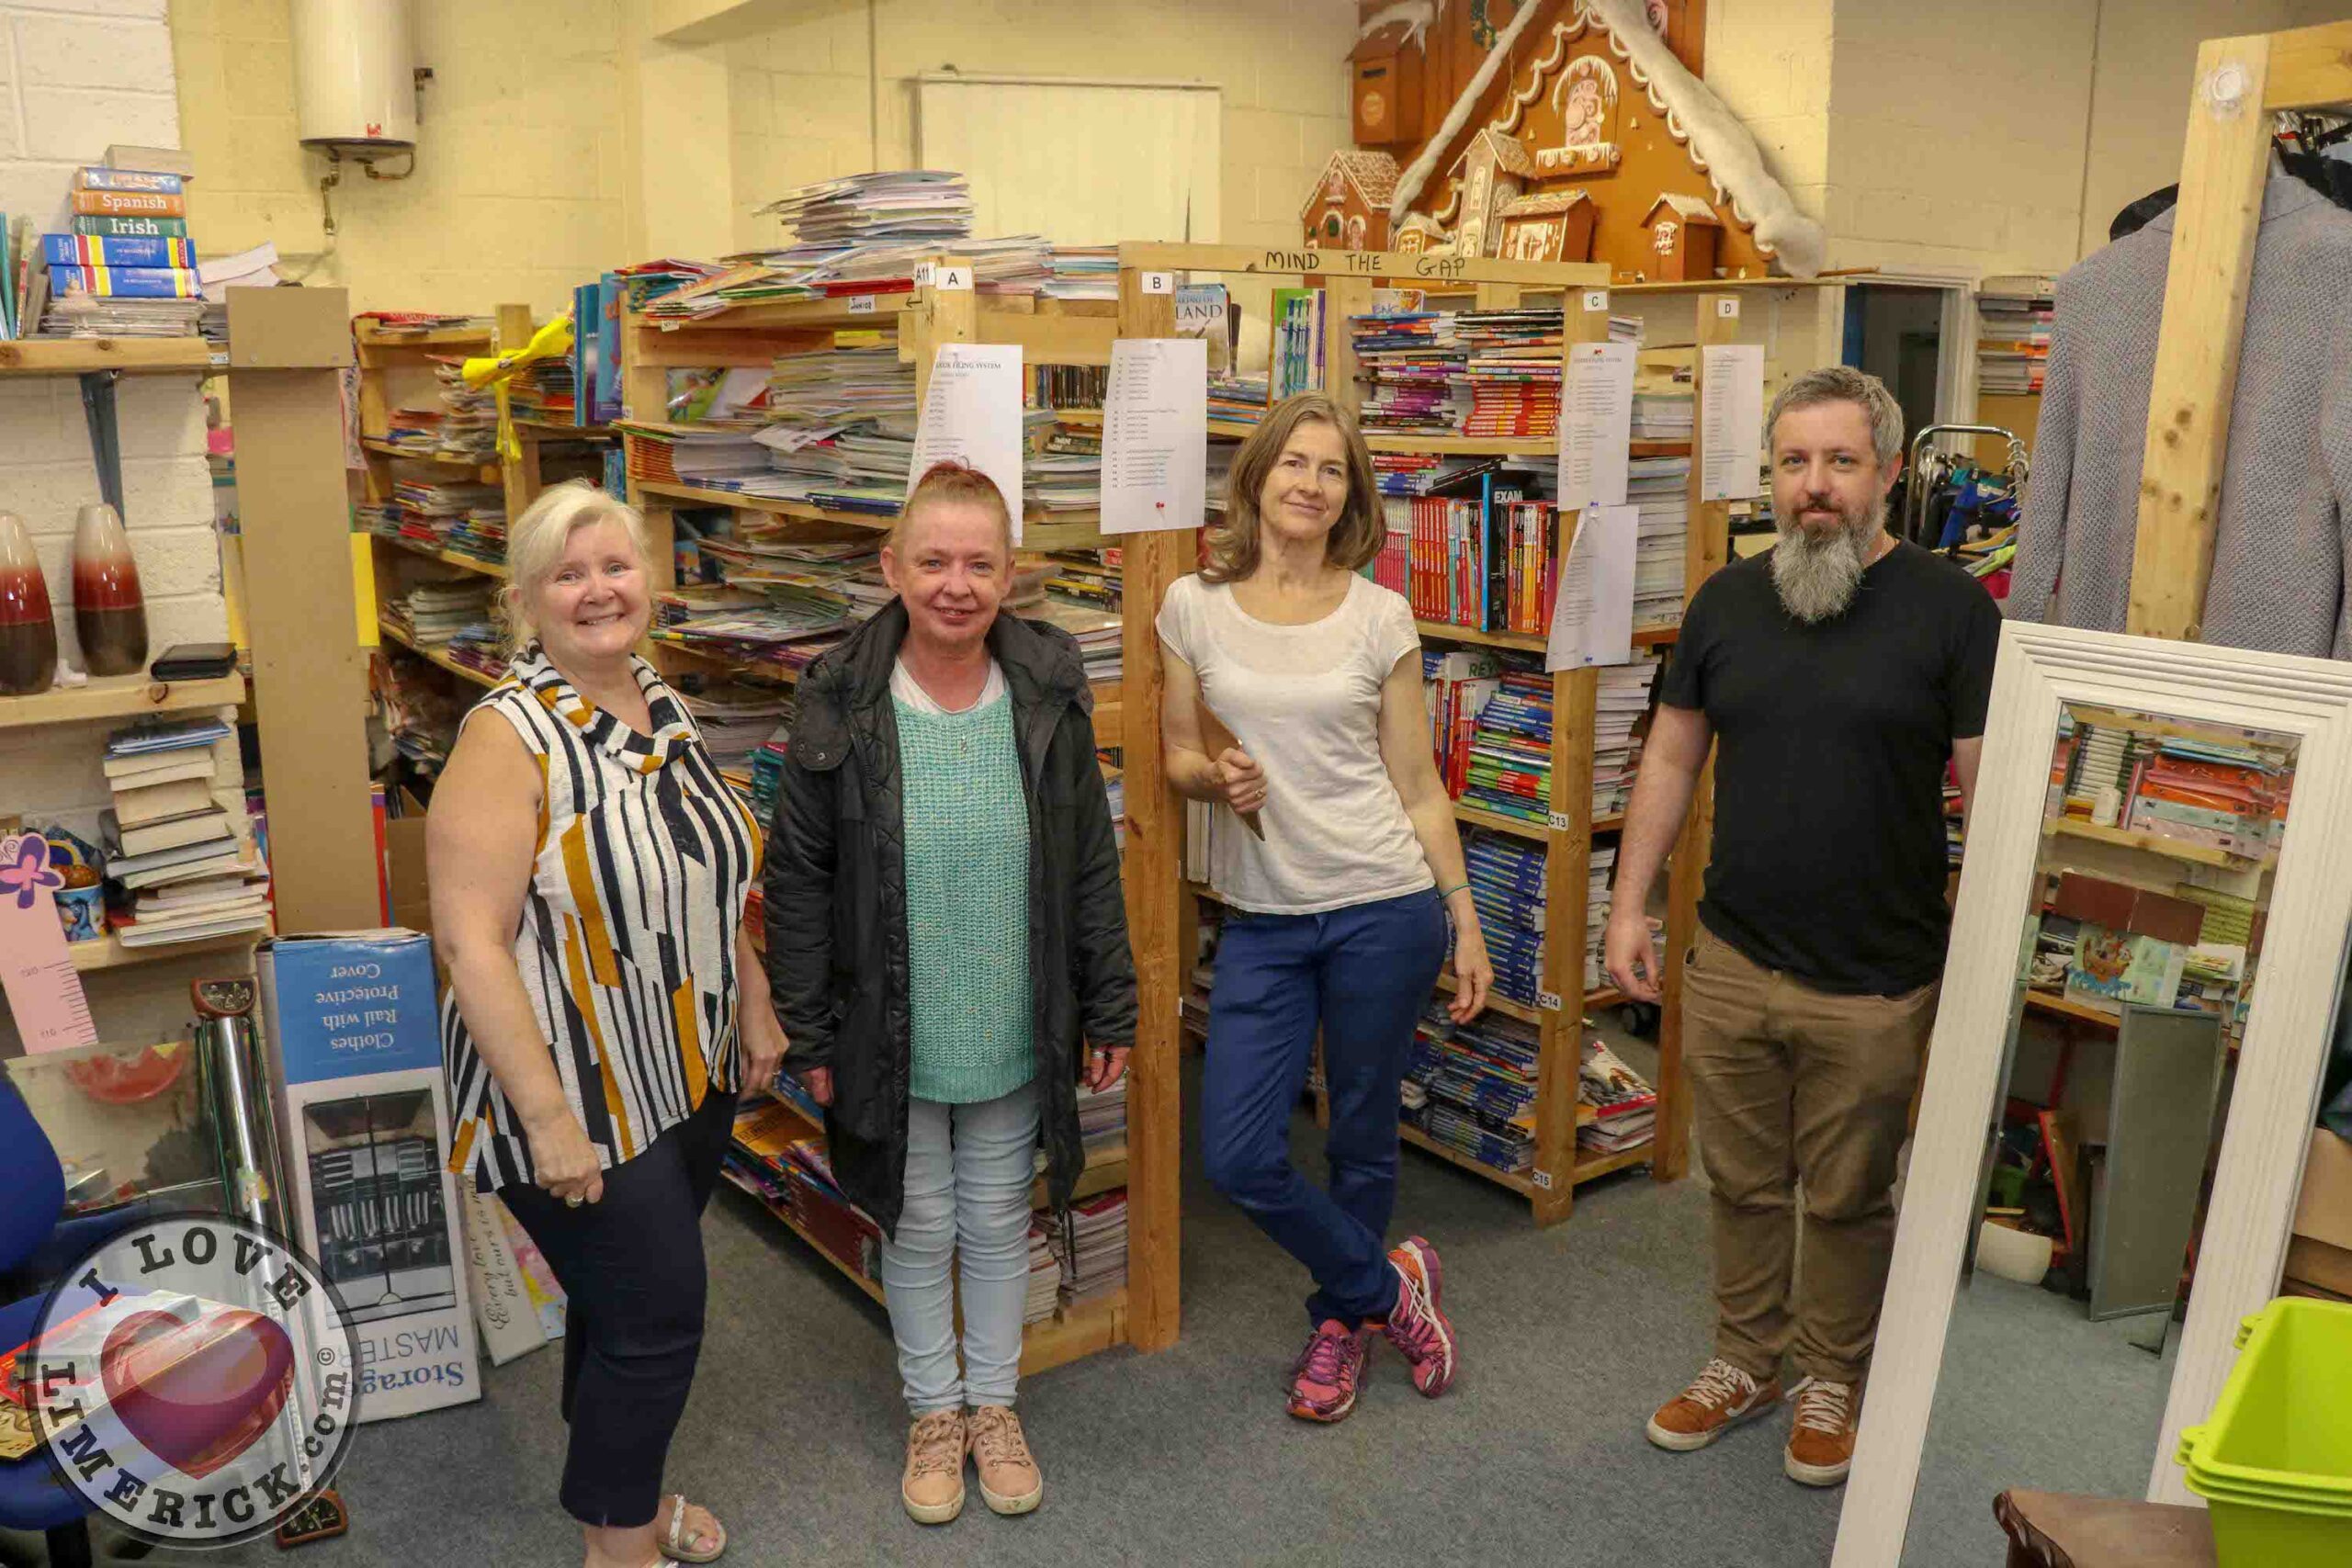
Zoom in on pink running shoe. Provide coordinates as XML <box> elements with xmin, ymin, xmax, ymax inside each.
<box><xmin>1380</xmin><ymin>1235</ymin><xmax>1458</xmax><ymax>1396</ymax></box>
<box><xmin>1287</xmin><ymin>1319</ymin><xmax>1371</xmax><ymax>1422</ymax></box>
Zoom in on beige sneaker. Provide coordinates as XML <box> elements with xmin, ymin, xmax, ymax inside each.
<box><xmin>1784</xmin><ymin>1376</ymin><xmax>1860</xmax><ymax>1487</ymax></box>
<box><xmin>1645</xmin><ymin>1357</ymin><xmax>1784</xmax><ymax>1451</ymax></box>
<box><xmin>966</xmin><ymin>1404</ymin><xmax>1043</xmax><ymax>1516</ymax></box>
<box><xmin>900</xmin><ymin>1408</ymin><xmax>967</xmax><ymax>1525</ymax></box>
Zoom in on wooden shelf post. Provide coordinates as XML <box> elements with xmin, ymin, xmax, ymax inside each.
<box><xmin>1115</xmin><ymin>262</ymin><xmax>1186</xmax><ymax>1352</ymax></box>
<box><xmin>1654</xmin><ymin>289</ymin><xmax>1744</xmax><ymax>1185</ymax></box>
<box><xmin>228</xmin><ymin>287</ymin><xmax>381</xmax><ymax>932</ymax></box>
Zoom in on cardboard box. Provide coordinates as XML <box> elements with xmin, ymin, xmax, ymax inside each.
<box><xmin>257</xmin><ymin>931</ymin><xmax>480</xmax><ymax>1422</ymax></box>
<box><xmin>2050</xmin><ymin>873</ymin><xmax>2207</xmax><ymax>944</ymax></box>
<box><xmin>2282</xmin><ymin>1129</ymin><xmax>2352</xmax><ymax>1300</ymax></box>
<box><xmin>383</xmin><ymin>786</ymin><xmax>431</xmax><ymax>937</ymax></box>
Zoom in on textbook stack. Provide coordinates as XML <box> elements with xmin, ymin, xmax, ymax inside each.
<box><xmin>1403</xmin><ymin>1002</ymin><xmax>1541</xmax><ymax>1175</ymax></box>
<box><xmin>1578</xmin><ymin>1036</ymin><xmax>1657</xmax><ymax>1156</ymax></box>
<box><xmin>1050</xmin><ymin>1190</ymin><xmax>1129</xmax><ymax>1308</ymax></box>
<box><xmin>1462</xmin><ymin>829</ymin><xmax>1547</xmax><ymax>1009</ymax></box>
<box><xmin>1456</xmin><ymin>308</ymin><xmax>1566</xmax><ymax>438</ymax></box>
<box><xmin>30</xmin><ymin>166</ymin><xmax>205</xmax><ymax>339</ymax></box>
<box><xmin>386</xmin><ymin>581</ymin><xmax>496</xmax><ymax>648</ymax></box>
<box><xmin>1977</xmin><ymin>276</ymin><xmax>2057</xmax><ymax>395</ymax></box>
<box><xmin>1458</xmin><ymin>667</ymin><xmax>1554</xmax><ymax>827</ymax></box>
<box><xmin>96</xmin><ymin>716</ymin><xmax>271</xmax><ymax>948</ymax></box>
<box><xmin>394</xmin><ymin>479</ymin><xmax>503</xmax><ymax>553</ymax></box>
<box><xmin>1350</xmin><ymin>310</ymin><xmax>1466</xmax><ymax>436</ymax></box>
<box><xmin>724</xmin><ymin>1100</ymin><xmax>885</xmax><ymax>1290</ymax></box>
<box><xmin>432</xmin><ymin>358</ymin><xmax>500</xmax><ymax>461</ymax></box>
<box><xmin>1593</xmin><ymin>660</ymin><xmax>1659</xmax><ymax>818</ymax></box>
<box><xmin>1400</xmin><ymin>479</ymin><xmax>1555</xmax><ymax>634</ymax></box>
<box><xmin>1630</xmin><ymin>389</ymin><xmax>1694</xmax><ymax>442</ymax></box>
<box><xmin>1631</xmin><ymin>457</ymin><xmax>1690</xmax><ymax>628</ymax></box>
<box><xmin>1424</xmin><ymin>649</ymin><xmax>1504</xmax><ymax>795</ymax></box>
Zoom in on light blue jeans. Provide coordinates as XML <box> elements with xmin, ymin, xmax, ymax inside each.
<box><xmin>879</xmin><ymin>1081</ymin><xmax>1041</xmax><ymax>1414</ymax></box>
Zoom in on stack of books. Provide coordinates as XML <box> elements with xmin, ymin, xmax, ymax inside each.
<box><xmin>432</xmin><ymin>357</ymin><xmax>498</xmax><ymax>461</ymax></box>
<box><xmin>1631</xmin><ymin>457</ymin><xmax>1690</xmax><ymax>628</ymax></box>
<box><xmin>1024</xmin><ymin>1221</ymin><xmax>1062</xmax><ymax>1324</ymax></box>
<box><xmin>1594</xmin><ymin>659</ymin><xmax>1660</xmax><ymax>818</ymax></box>
<box><xmin>1462</xmin><ymin>829</ymin><xmax>1546</xmax><ymax>1009</ymax></box>
<box><xmin>1019</xmin><ymin>598</ymin><xmax>1122</xmax><ymax>685</ymax></box>
<box><xmin>1028</xmin><ymin>363</ymin><xmax>1109</xmax><ymax>412</ymax></box>
<box><xmin>26</xmin><ymin>164</ymin><xmax>205</xmax><ymax>339</ymax></box>
<box><xmin>394</xmin><ymin>479</ymin><xmax>503</xmax><ymax>552</ymax></box>
<box><xmin>1976</xmin><ymin>276</ymin><xmax>2057</xmax><ymax>396</ymax></box>
<box><xmin>386</xmin><ymin>581</ymin><xmax>496</xmax><ymax>648</ymax></box>
<box><xmin>444</xmin><ymin>502</ymin><xmax>508</xmax><ymax>570</ymax></box>
<box><xmin>620</xmin><ymin>424</ymin><xmax>773</xmax><ymax>490</ymax></box>
<box><xmin>379</xmin><ymin>406</ymin><xmax>446</xmax><ymax>456</ymax></box>
<box><xmin>1583</xmin><ymin>843</ymin><xmax>1618</xmax><ymax>991</ymax></box>
<box><xmin>723</xmin><ymin>1100</ymin><xmax>883</xmax><ymax>1290</ymax></box>
<box><xmin>1206</xmin><ymin>372</ymin><xmax>1269</xmax><ymax>425</ymax></box>
<box><xmin>1424</xmin><ymin>649</ymin><xmax>1505</xmax><ymax>794</ymax></box>
<box><xmin>96</xmin><ymin>716</ymin><xmax>270</xmax><ymax>948</ymax></box>
<box><xmin>1050</xmin><ymin>1190</ymin><xmax>1128</xmax><ymax>1308</ymax></box>
<box><xmin>678</xmin><ymin>684</ymin><xmax>794</xmax><ymax>772</ymax></box>
<box><xmin>1074</xmin><ymin>1076</ymin><xmax>1127</xmax><ymax>1154</ymax></box>
<box><xmin>1404</xmin><ymin>1002</ymin><xmax>1540</xmax><ymax>1174</ymax></box>
<box><xmin>1578</xmin><ymin>1036</ymin><xmax>1657</xmax><ymax>1156</ymax></box>
<box><xmin>1350</xmin><ymin>310</ymin><xmax>1466</xmax><ymax>436</ymax></box>
<box><xmin>1631</xmin><ymin>390</ymin><xmax>1693</xmax><ymax>441</ymax></box>
<box><xmin>444</xmin><ymin>626</ymin><xmax>509</xmax><ymax>681</ymax></box>
<box><xmin>370</xmin><ymin>656</ymin><xmax>467</xmax><ymax>772</ymax></box>
<box><xmin>1040</xmin><ymin>551</ymin><xmax>1120</xmax><ymax>611</ymax></box>
<box><xmin>1459</xmin><ymin>667</ymin><xmax>1553</xmax><ymax>828</ymax></box>
<box><xmin>1270</xmin><ymin>288</ymin><xmax>1325</xmax><ymax>403</ymax></box>
<box><xmin>1499</xmin><ymin>499</ymin><xmax>1560</xmax><ymax>635</ymax></box>
<box><xmin>767</xmin><ymin>342</ymin><xmax>916</xmax><ymax>430</ymax></box>
<box><xmin>1025</xmin><ymin>416</ymin><xmax>1101</xmax><ymax>514</ymax></box>
<box><xmin>1456</xmin><ymin>308</ymin><xmax>1566</xmax><ymax>438</ymax></box>
<box><xmin>1036</xmin><ymin>245</ymin><xmax>1118</xmax><ymax>301</ymax></box>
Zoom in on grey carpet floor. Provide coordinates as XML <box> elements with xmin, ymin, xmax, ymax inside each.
<box><xmin>67</xmin><ymin>1045</ymin><xmax>2170</xmax><ymax>1568</ymax></box>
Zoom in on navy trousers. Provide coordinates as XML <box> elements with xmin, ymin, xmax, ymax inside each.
<box><xmin>1200</xmin><ymin>887</ymin><xmax>1449</xmax><ymax>1327</ymax></box>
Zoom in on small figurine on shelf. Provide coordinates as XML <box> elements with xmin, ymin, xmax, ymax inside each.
<box><xmin>0</xmin><ymin>511</ymin><xmax>59</xmax><ymax>696</ymax></box>
<box><xmin>71</xmin><ymin>502</ymin><xmax>147</xmax><ymax>676</ymax></box>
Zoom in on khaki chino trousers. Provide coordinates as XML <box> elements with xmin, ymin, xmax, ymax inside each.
<box><xmin>1681</xmin><ymin>922</ymin><xmax>1938</xmax><ymax>1386</ymax></box>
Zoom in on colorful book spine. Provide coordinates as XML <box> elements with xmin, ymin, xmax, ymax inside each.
<box><xmin>44</xmin><ymin>234</ymin><xmax>197</xmax><ymax>269</ymax></box>
<box><xmin>71</xmin><ymin>189</ymin><xmax>185</xmax><ymax>218</ymax></box>
<box><xmin>76</xmin><ymin>167</ymin><xmax>186</xmax><ymax>195</ymax></box>
<box><xmin>49</xmin><ymin>265</ymin><xmax>201</xmax><ymax>299</ymax></box>
<box><xmin>72</xmin><ymin>214</ymin><xmax>190</xmax><ymax>239</ymax></box>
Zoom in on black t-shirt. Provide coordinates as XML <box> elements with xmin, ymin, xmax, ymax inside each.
<box><xmin>1659</xmin><ymin>539</ymin><xmax>2001</xmax><ymax>995</ymax></box>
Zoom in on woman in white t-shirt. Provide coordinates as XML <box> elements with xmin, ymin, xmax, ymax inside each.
<box><xmin>1159</xmin><ymin>391</ymin><xmax>1493</xmax><ymax>1426</ymax></box>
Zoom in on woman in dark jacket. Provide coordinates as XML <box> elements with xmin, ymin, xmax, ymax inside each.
<box><xmin>764</xmin><ymin>462</ymin><xmax>1136</xmax><ymax>1529</ymax></box>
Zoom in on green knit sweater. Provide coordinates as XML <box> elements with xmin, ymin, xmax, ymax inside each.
<box><xmin>895</xmin><ymin>690</ymin><xmax>1036</xmax><ymax>1104</ymax></box>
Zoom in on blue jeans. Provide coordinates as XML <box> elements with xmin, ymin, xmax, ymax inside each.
<box><xmin>879</xmin><ymin>1082</ymin><xmax>1041</xmax><ymax>1413</ymax></box>
<box><xmin>1200</xmin><ymin>887</ymin><xmax>1449</xmax><ymax>1327</ymax></box>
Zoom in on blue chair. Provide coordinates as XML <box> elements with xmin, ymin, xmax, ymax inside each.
<box><xmin>0</xmin><ymin>1077</ymin><xmax>160</xmax><ymax>1568</ymax></box>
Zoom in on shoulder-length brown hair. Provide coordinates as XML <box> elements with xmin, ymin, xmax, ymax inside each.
<box><xmin>1201</xmin><ymin>392</ymin><xmax>1383</xmax><ymax>584</ymax></box>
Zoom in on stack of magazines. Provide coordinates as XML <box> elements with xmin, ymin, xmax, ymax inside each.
<box><xmin>1024</xmin><ymin>1221</ymin><xmax>1062</xmax><ymax>1325</ymax></box>
<box><xmin>1578</xmin><ymin>1036</ymin><xmax>1657</xmax><ymax>1156</ymax></box>
<box><xmin>1050</xmin><ymin>1190</ymin><xmax>1128</xmax><ymax>1307</ymax></box>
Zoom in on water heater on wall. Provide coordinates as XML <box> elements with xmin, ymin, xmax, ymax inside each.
<box><xmin>292</xmin><ymin>0</ymin><xmax>417</xmax><ymax>156</ymax></box>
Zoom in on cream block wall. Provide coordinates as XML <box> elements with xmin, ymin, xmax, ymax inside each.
<box><xmin>171</xmin><ymin>0</ymin><xmax>629</xmax><ymax>317</ymax></box>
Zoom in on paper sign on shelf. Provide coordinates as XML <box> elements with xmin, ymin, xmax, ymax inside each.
<box><xmin>1101</xmin><ymin>337</ymin><xmax>1208</xmax><ymax>536</ymax></box>
<box><xmin>1583</xmin><ymin>289</ymin><xmax>1609</xmax><ymax>312</ymax></box>
<box><xmin>1141</xmin><ymin>271</ymin><xmax>1174</xmax><ymax>295</ymax></box>
<box><xmin>935</xmin><ymin>265</ymin><xmax>973</xmax><ymax>292</ymax></box>
<box><xmin>1699</xmin><ymin>343</ymin><xmax>1766</xmax><ymax>502</ymax></box>
<box><xmin>908</xmin><ymin>344</ymin><xmax>1026</xmax><ymax>543</ymax></box>
<box><xmin>1558</xmin><ymin>342</ymin><xmax>1635</xmax><ymax>512</ymax></box>
<box><xmin>846</xmin><ymin>294</ymin><xmax>877</xmax><ymax>314</ymax></box>
<box><xmin>912</xmin><ymin>263</ymin><xmax>935</xmax><ymax>287</ymax></box>
<box><xmin>1544</xmin><ymin>503</ymin><xmax>1637</xmax><ymax>671</ymax></box>
<box><xmin>0</xmin><ymin>832</ymin><xmax>100</xmax><ymax>1055</ymax></box>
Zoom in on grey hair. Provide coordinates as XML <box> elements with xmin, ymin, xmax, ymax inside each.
<box><xmin>1765</xmin><ymin>365</ymin><xmax>1905</xmax><ymax>469</ymax></box>
<box><xmin>501</xmin><ymin>479</ymin><xmax>651</xmax><ymax>654</ymax></box>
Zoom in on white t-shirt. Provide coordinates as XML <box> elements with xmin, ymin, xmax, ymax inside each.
<box><xmin>891</xmin><ymin>656</ymin><xmax>1005</xmax><ymax>716</ymax></box>
<box><xmin>1156</xmin><ymin>572</ymin><xmax>1432</xmax><ymax>915</ymax></box>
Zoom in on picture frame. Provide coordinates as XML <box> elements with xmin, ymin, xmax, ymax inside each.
<box><xmin>1832</xmin><ymin>621</ymin><xmax>2352</xmax><ymax>1565</ymax></box>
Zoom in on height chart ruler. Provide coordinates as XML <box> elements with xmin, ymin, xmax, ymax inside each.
<box><xmin>0</xmin><ymin>832</ymin><xmax>101</xmax><ymax>1054</ymax></box>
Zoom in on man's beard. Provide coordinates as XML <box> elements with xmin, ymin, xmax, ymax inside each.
<box><xmin>1770</xmin><ymin>496</ymin><xmax>1885</xmax><ymax>624</ymax></box>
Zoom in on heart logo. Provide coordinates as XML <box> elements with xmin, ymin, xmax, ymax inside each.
<box><xmin>99</xmin><ymin>1307</ymin><xmax>297</xmax><ymax>1481</ymax></box>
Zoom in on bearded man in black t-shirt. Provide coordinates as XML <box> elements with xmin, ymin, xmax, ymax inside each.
<box><xmin>1604</xmin><ymin>365</ymin><xmax>2001</xmax><ymax>1489</ymax></box>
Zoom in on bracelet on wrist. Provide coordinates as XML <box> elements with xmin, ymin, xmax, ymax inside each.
<box><xmin>1437</xmin><ymin>881</ymin><xmax>1471</xmax><ymax>900</ymax></box>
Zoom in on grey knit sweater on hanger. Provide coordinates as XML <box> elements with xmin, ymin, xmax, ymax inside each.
<box><xmin>2003</xmin><ymin>175</ymin><xmax>2352</xmax><ymax>657</ymax></box>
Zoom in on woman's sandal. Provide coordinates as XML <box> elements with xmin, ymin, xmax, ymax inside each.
<box><xmin>661</xmin><ymin>1495</ymin><xmax>725</xmax><ymax>1563</ymax></box>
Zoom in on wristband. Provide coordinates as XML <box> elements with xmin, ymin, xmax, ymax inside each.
<box><xmin>1437</xmin><ymin>881</ymin><xmax>1470</xmax><ymax>900</ymax></box>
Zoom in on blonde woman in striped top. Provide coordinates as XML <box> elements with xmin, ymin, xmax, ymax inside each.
<box><xmin>433</xmin><ymin>481</ymin><xmax>784</xmax><ymax>1568</ymax></box>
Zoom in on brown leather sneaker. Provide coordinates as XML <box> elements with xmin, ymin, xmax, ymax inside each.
<box><xmin>1645</xmin><ymin>1357</ymin><xmax>1784</xmax><ymax>1451</ymax></box>
<box><xmin>901</xmin><ymin>1408</ymin><xmax>967</xmax><ymax>1525</ymax></box>
<box><xmin>1784</xmin><ymin>1376</ymin><xmax>1860</xmax><ymax>1486</ymax></box>
<box><xmin>967</xmin><ymin>1404</ymin><xmax>1043</xmax><ymax>1516</ymax></box>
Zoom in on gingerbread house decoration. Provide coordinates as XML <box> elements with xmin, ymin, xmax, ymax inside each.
<box><xmin>1643</xmin><ymin>193</ymin><xmax>1722</xmax><ymax>281</ymax></box>
<box><xmin>1395</xmin><ymin>0</ymin><xmax>1826</xmax><ymax>281</ymax></box>
<box><xmin>1302</xmin><ymin>149</ymin><xmax>1400</xmax><ymax>250</ymax></box>
<box><xmin>1394</xmin><ymin>212</ymin><xmax>1449</xmax><ymax>256</ymax></box>
<box><xmin>1448</xmin><ymin>129</ymin><xmax>1538</xmax><ymax>261</ymax></box>
<box><xmin>1495</xmin><ymin>188</ymin><xmax>1596</xmax><ymax>265</ymax></box>
<box><xmin>1351</xmin><ymin>22</ymin><xmax>1424</xmax><ymax>148</ymax></box>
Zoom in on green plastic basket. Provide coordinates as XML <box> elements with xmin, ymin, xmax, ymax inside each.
<box><xmin>2173</xmin><ymin>1298</ymin><xmax>2352</xmax><ymax>1568</ymax></box>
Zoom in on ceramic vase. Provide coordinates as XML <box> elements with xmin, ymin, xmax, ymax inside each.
<box><xmin>0</xmin><ymin>511</ymin><xmax>59</xmax><ymax>696</ymax></box>
<box><xmin>71</xmin><ymin>502</ymin><xmax>146</xmax><ymax>677</ymax></box>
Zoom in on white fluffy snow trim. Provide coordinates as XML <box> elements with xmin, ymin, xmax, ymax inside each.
<box><xmin>1359</xmin><ymin>1</ymin><xmax>1442</xmax><ymax>51</ymax></box>
<box><xmin>1386</xmin><ymin>0</ymin><xmax>1548</xmax><ymax>224</ymax></box>
<box><xmin>1414</xmin><ymin>0</ymin><xmax>1826</xmax><ymax>277</ymax></box>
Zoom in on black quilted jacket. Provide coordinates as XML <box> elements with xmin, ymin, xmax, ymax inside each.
<box><xmin>763</xmin><ymin>600</ymin><xmax>1138</xmax><ymax>1236</ymax></box>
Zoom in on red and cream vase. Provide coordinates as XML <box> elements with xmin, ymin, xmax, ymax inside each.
<box><xmin>0</xmin><ymin>511</ymin><xmax>59</xmax><ymax>696</ymax></box>
<box><xmin>72</xmin><ymin>502</ymin><xmax>147</xmax><ymax>677</ymax></box>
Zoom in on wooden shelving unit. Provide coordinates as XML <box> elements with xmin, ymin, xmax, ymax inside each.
<box><xmin>2043</xmin><ymin>816</ymin><xmax>2269</xmax><ymax>871</ymax></box>
<box><xmin>68</xmin><ymin>929</ymin><xmax>265</xmax><ymax>972</ymax></box>
<box><xmin>0</xmin><ymin>337</ymin><xmax>220</xmax><ymax>377</ymax></box>
<box><xmin>0</xmin><ymin>672</ymin><xmax>245</xmax><ymax>731</ymax></box>
<box><xmin>613</xmin><ymin>259</ymin><xmax>1183</xmax><ymax>1365</ymax></box>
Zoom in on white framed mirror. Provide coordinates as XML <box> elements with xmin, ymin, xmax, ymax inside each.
<box><xmin>1833</xmin><ymin>622</ymin><xmax>2352</xmax><ymax>1566</ymax></box>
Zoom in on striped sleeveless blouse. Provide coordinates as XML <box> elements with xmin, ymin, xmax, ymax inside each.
<box><xmin>442</xmin><ymin>646</ymin><xmax>762</xmax><ymax>1192</ymax></box>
